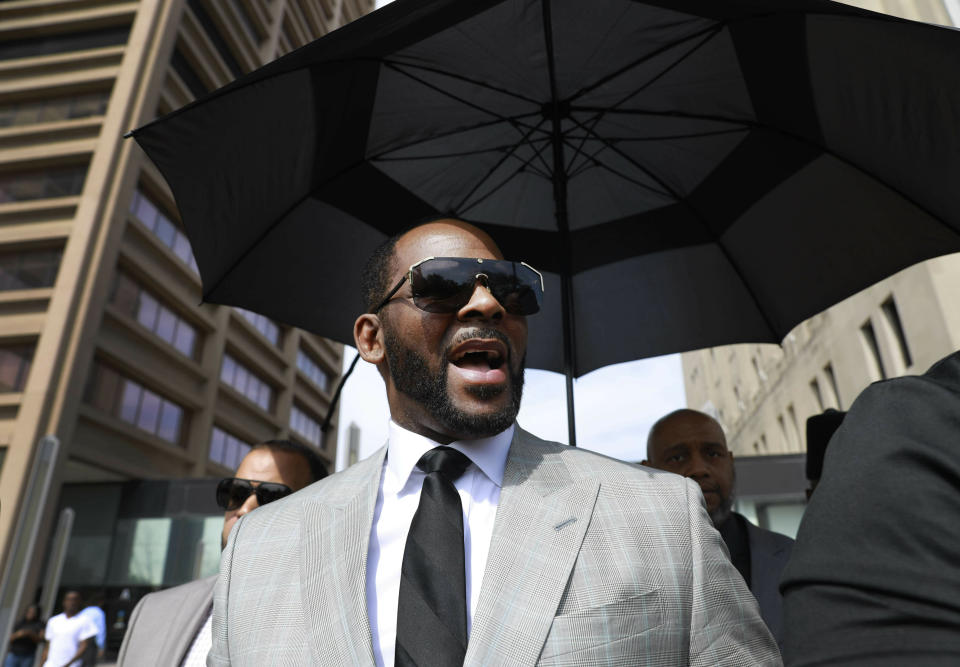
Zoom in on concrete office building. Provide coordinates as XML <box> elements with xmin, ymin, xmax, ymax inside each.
<box><xmin>680</xmin><ymin>0</ymin><xmax>960</xmax><ymax>536</ymax></box>
<box><xmin>0</xmin><ymin>0</ymin><xmax>372</xmax><ymax>625</ymax></box>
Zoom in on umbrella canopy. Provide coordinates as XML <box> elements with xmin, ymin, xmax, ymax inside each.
<box><xmin>131</xmin><ymin>0</ymin><xmax>960</xmax><ymax>441</ymax></box>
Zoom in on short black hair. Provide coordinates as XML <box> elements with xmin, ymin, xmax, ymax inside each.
<box><xmin>359</xmin><ymin>215</ymin><xmax>458</xmax><ymax>312</ymax></box>
<box><xmin>254</xmin><ymin>439</ymin><xmax>329</xmax><ymax>484</ymax></box>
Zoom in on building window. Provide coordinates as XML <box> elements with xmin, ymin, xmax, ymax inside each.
<box><xmin>186</xmin><ymin>0</ymin><xmax>245</xmax><ymax>78</ymax></box>
<box><xmin>777</xmin><ymin>414</ymin><xmax>789</xmax><ymax>450</ymax></box>
<box><xmin>881</xmin><ymin>296</ymin><xmax>912</xmax><ymax>369</ymax></box>
<box><xmin>235</xmin><ymin>308</ymin><xmax>280</xmax><ymax>346</ymax></box>
<box><xmin>0</xmin><ymin>90</ymin><xmax>111</xmax><ymax>128</ymax></box>
<box><xmin>0</xmin><ymin>165</ymin><xmax>87</xmax><ymax>202</ymax></box>
<box><xmin>860</xmin><ymin>319</ymin><xmax>887</xmax><ymax>381</ymax></box>
<box><xmin>129</xmin><ymin>188</ymin><xmax>199</xmax><ymax>273</ymax></box>
<box><xmin>86</xmin><ymin>362</ymin><xmax>186</xmax><ymax>445</ymax></box>
<box><xmin>296</xmin><ymin>349</ymin><xmax>331</xmax><ymax>392</ymax></box>
<box><xmin>290</xmin><ymin>404</ymin><xmax>323</xmax><ymax>448</ymax></box>
<box><xmin>111</xmin><ymin>272</ymin><xmax>199</xmax><ymax>358</ymax></box>
<box><xmin>171</xmin><ymin>47</ymin><xmax>210</xmax><ymax>100</ymax></box>
<box><xmin>209</xmin><ymin>426</ymin><xmax>251</xmax><ymax>470</ymax></box>
<box><xmin>0</xmin><ymin>26</ymin><xmax>130</xmax><ymax>61</ymax></box>
<box><xmin>0</xmin><ymin>247</ymin><xmax>63</xmax><ymax>290</ymax></box>
<box><xmin>810</xmin><ymin>378</ymin><xmax>824</xmax><ymax>411</ymax></box>
<box><xmin>0</xmin><ymin>344</ymin><xmax>34</xmax><ymax>392</ymax></box>
<box><xmin>220</xmin><ymin>354</ymin><xmax>273</xmax><ymax>411</ymax></box>
<box><xmin>824</xmin><ymin>362</ymin><xmax>842</xmax><ymax>410</ymax></box>
<box><xmin>787</xmin><ymin>404</ymin><xmax>801</xmax><ymax>449</ymax></box>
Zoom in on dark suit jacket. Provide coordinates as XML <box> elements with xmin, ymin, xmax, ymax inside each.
<box><xmin>742</xmin><ymin>517</ymin><xmax>793</xmax><ymax>646</ymax></box>
<box><xmin>117</xmin><ymin>574</ymin><xmax>216</xmax><ymax>666</ymax></box>
<box><xmin>781</xmin><ymin>350</ymin><xmax>960</xmax><ymax>665</ymax></box>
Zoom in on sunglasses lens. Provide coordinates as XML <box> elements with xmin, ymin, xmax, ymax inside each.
<box><xmin>410</xmin><ymin>258</ymin><xmax>542</xmax><ymax>315</ymax></box>
<box><xmin>410</xmin><ymin>259</ymin><xmax>477</xmax><ymax>313</ymax></box>
<box><xmin>216</xmin><ymin>478</ymin><xmax>254</xmax><ymax>511</ymax></box>
<box><xmin>255</xmin><ymin>483</ymin><xmax>293</xmax><ymax>507</ymax></box>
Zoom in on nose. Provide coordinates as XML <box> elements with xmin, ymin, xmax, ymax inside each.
<box><xmin>458</xmin><ymin>278</ymin><xmax>505</xmax><ymax>321</ymax></box>
<box><xmin>235</xmin><ymin>488</ymin><xmax>260</xmax><ymax>518</ymax></box>
<box><xmin>686</xmin><ymin>453</ymin><xmax>711</xmax><ymax>481</ymax></box>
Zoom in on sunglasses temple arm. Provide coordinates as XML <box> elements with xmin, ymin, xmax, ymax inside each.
<box><xmin>321</xmin><ymin>351</ymin><xmax>361</xmax><ymax>434</ymax></box>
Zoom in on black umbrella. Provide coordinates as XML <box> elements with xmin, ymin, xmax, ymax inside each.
<box><xmin>130</xmin><ymin>0</ymin><xmax>960</xmax><ymax>446</ymax></box>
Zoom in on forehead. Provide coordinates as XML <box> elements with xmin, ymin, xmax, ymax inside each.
<box><xmin>393</xmin><ymin>220</ymin><xmax>503</xmax><ymax>273</ymax></box>
<box><xmin>235</xmin><ymin>448</ymin><xmax>285</xmax><ymax>483</ymax></box>
<box><xmin>652</xmin><ymin>416</ymin><xmax>727</xmax><ymax>452</ymax></box>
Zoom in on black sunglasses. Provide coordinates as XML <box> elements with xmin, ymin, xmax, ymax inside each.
<box><xmin>216</xmin><ymin>477</ymin><xmax>293</xmax><ymax>511</ymax></box>
<box><xmin>374</xmin><ymin>256</ymin><xmax>545</xmax><ymax>316</ymax></box>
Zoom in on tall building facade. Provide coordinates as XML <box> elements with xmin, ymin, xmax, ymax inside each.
<box><xmin>0</xmin><ymin>0</ymin><xmax>372</xmax><ymax>619</ymax></box>
<box><xmin>682</xmin><ymin>2</ymin><xmax>960</xmax><ymax>456</ymax></box>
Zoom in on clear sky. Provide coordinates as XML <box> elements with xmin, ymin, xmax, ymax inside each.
<box><xmin>337</xmin><ymin>0</ymin><xmax>688</xmax><ymax>467</ymax></box>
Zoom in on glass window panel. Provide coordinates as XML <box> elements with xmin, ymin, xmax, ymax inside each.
<box><xmin>220</xmin><ymin>355</ymin><xmax>236</xmax><ymax>384</ymax></box>
<box><xmin>155</xmin><ymin>305</ymin><xmax>177</xmax><ymax>343</ymax></box>
<box><xmin>174</xmin><ymin>322</ymin><xmax>196</xmax><ymax>358</ymax></box>
<box><xmin>126</xmin><ymin>518</ymin><xmax>172</xmax><ymax>586</ymax></box>
<box><xmin>209</xmin><ymin>428</ymin><xmax>225</xmax><ymax>464</ymax></box>
<box><xmin>134</xmin><ymin>194</ymin><xmax>159</xmax><ymax>229</ymax></box>
<box><xmin>137</xmin><ymin>291</ymin><xmax>159</xmax><ymax>330</ymax></box>
<box><xmin>172</xmin><ymin>232</ymin><xmax>192</xmax><ymax>263</ymax></box>
<box><xmin>258</xmin><ymin>383</ymin><xmax>271</xmax><ymax>410</ymax></box>
<box><xmin>119</xmin><ymin>380</ymin><xmax>141</xmax><ymax>424</ymax></box>
<box><xmin>224</xmin><ymin>438</ymin><xmax>239</xmax><ymax>470</ymax></box>
<box><xmin>234</xmin><ymin>366</ymin><xmax>249</xmax><ymax>395</ymax></box>
<box><xmin>0</xmin><ymin>348</ymin><xmax>26</xmax><ymax>392</ymax></box>
<box><xmin>136</xmin><ymin>390</ymin><xmax>161</xmax><ymax>433</ymax></box>
<box><xmin>112</xmin><ymin>273</ymin><xmax>139</xmax><ymax>315</ymax></box>
<box><xmin>157</xmin><ymin>401</ymin><xmax>181</xmax><ymax>443</ymax></box>
<box><xmin>155</xmin><ymin>216</ymin><xmax>176</xmax><ymax>247</ymax></box>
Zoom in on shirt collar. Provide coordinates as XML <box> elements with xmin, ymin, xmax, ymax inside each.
<box><xmin>385</xmin><ymin>420</ymin><xmax>514</xmax><ymax>494</ymax></box>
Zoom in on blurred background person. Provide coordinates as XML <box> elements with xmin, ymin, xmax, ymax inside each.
<box><xmin>4</xmin><ymin>604</ymin><xmax>43</xmax><ymax>667</ymax></box>
<box><xmin>40</xmin><ymin>592</ymin><xmax>96</xmax><ymax>667</ymax></box>
<box><xmin>77</xmin><ymin>594</ymin><xmax>105</xmax><ymax>666</ymax></box>
<box><xmin>644</xmin><ymin>408</ymin><xmax>794</xmax><ymax>646</ymax></box>
<box><xmin>117</xmin><ymin>440</ymin><xmax>327</xmax><ymax>667</ymax></box>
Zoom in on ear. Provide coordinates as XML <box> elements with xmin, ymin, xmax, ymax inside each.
<box><xmin>354</xmin><ymin>313</ymin><xmax>385</xmax><ymax>364</ymax></box>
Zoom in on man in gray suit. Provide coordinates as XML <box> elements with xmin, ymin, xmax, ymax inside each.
<box><xmin>644</xmin><ymin>409</ymin><xmax>794</xmax><ymax>646</ymax></box>
<box><xmin>210</xmin><ymin>219</ymin><xmax>780</xmax><ymax>665</ymax></box>
<box><xmin>117</xmin><ymin>440</ymin><xmax>326</xmax><ymax>666</ymax></box>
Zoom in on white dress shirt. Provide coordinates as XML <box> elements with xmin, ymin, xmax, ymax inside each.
<box><xmin>366</xmin><ymin>420</ymin><xmax>514</xmax><ymax>667</ymax></box>
<box><xmin>180</xmin><ymin>609</ymin><xmax>212</xmax><ymax>667</ymax></box>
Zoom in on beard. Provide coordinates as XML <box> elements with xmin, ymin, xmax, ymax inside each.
<box><xmin>383</xmin><ymin>325</ymin><xmax>525</xmax><ymax>438</ymax></box>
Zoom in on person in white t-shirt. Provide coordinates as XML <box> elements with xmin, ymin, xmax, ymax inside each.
<box><xmin>41</xmin><ymin>591</ymin><xmax>96</xmax><ymax>667</ymax></box>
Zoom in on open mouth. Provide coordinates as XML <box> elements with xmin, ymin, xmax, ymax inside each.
<box><xmin>448</xmin><ymin>339</ymin><xmax>508</xmax><ymax>384</ymax></box>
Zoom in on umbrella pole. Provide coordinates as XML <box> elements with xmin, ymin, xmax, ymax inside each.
<box><xmin>543</xmin><ymin>0</ymin><xmax>577</xmax><ymax>447</ymax></box>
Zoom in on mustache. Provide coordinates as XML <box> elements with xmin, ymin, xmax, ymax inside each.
<box><xmin>446</xmin><ymin>327</ymin><xmax>514</xmax><ymax>360</ymax></box>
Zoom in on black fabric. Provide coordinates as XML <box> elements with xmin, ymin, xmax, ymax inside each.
<box><xmin>131</xmin><ymin>0</ymin><xmax>960</xmax><ymax>379</ymax></box>
<box><xmin>717</xmin><ymin>512</ymin><xmax>752</xmax><ymax>588</ymax></box>
<box><xmin>9</xmin><ymin>618</ymin><xmax>43</xmax><ymax>655</ymax></box>
<box><xmin>781</xmin><ymin>351</ymin><xmax>960</xmax><ymax>666</ymax></box>
<box><xmin>396</xmin><ymin>447</ymin><xmax>472</xmax><ymax>667</ymax></box>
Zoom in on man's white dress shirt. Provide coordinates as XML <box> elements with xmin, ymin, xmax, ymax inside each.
<box><xmin>366</xmin><ymin>420</ymin><xmax>514</xmax><ymax>667</ymax></box>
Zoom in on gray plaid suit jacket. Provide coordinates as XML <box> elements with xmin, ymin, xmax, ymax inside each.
<box><xmin>208</xmin><ymin>427</ymin><xmax>780</xmax><ymax>666</ymax></box>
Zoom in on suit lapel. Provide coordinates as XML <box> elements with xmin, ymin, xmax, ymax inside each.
<box><xmin>301</xmin><ymin>447</ymin><xmax>385</xmax><ymax>666</ymax></box>
<box><xmin>160</xmin><ymin>576</ymin><xmax>216</xmax><ymax>664</ymax></box>
<box><xmin>466</xmin><ymin>430</ymin><xmax>599</xmax><ymax>665</ymax></box>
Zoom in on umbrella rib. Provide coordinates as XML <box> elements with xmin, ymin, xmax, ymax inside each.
<box><xmin>568</xmin><ymin>23</ymin><xmax>723</xmax><ymax>105</ymax></box>
<box><xmin>366</xmin><ymin>111</ymin><xmax>543</xmax><ymax>161</ymax></box>
<box><xmin>567</xmin><ymin>127</ymin><xmax>748</xmax><ymax>143</ymax></box>
<box><xmin>375</xmin><ymin>142</ymin><xmax>542</xmax><ymax>161</ymax></box>
<box><xmin>576</xmin><ymin>106</ymin><xmax>959</xmax><ymax>245</ymax></box>
<box><xmin>384</xmin><ymin>60</ymin><xmax>543</xmax><ymax>106</ymax></box>
<box><xmin>383</xmin><ymin>61</ymin><xmax>544</xmax><ymax>128</ymax></box>
<box><xmin>455</xmin><ymin>118</ymin><xmax>551</xmax><ymax>212</ymax></box>
<box><xmin>567</xmin><ymin>115</ymin><xmax>781</xmax><ymax>338</ymax></box>
<box><xmin>459</xmin><ymin>134</ymin><xmax>556</xmax><ymax>216</ymax></box>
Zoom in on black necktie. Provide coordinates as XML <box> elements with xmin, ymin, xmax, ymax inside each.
<box><xmin>395</xmin><ymin>446</ymin><xmax>472</xmax><ymax>667</ymax></box>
